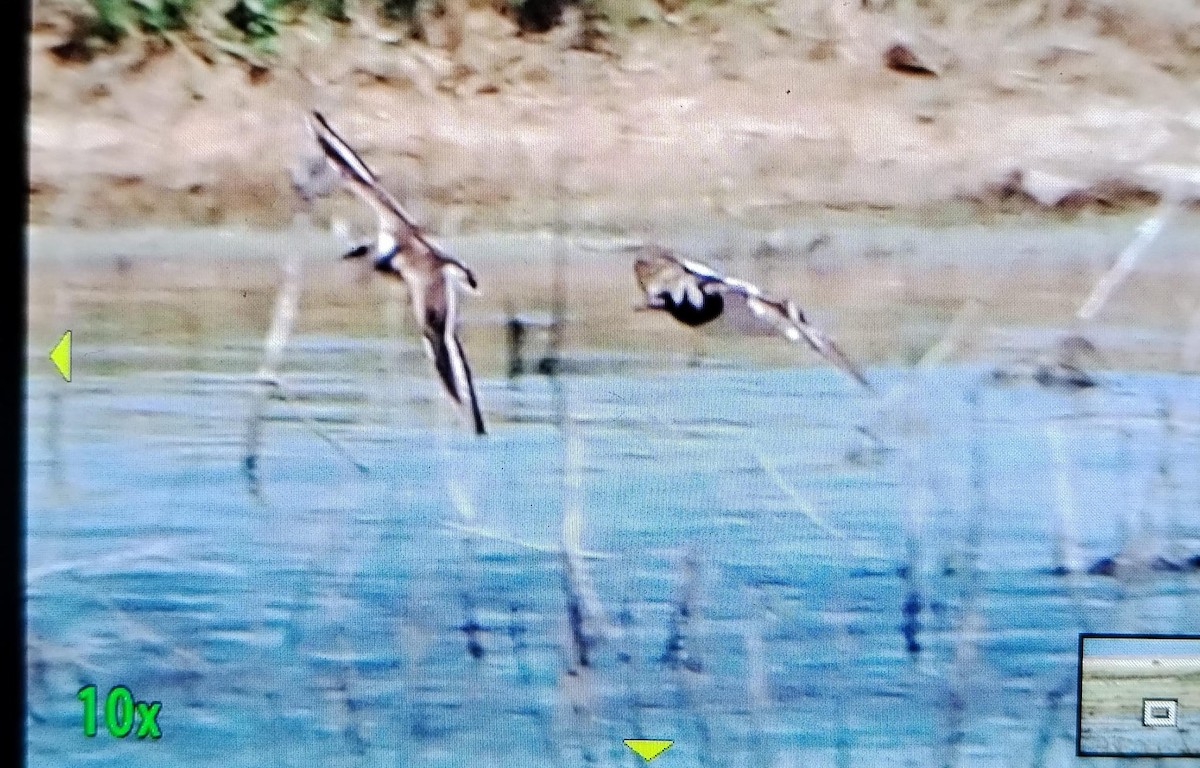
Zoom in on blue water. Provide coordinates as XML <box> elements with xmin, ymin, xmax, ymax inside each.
<box><xmin>24</xmin><ymin>339</ymin><xmax>1200</xmax><ymax>767</ymax></box>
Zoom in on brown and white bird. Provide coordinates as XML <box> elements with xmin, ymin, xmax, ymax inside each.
<box><xmin>633</xmin><ymin>246</ymin><xmax>874</xmax><ymax>391</ymax></box>
<box><xmin>306</xmin><ymin>111</ymin><xmax>486</xmax><ymax>434</ymax></box>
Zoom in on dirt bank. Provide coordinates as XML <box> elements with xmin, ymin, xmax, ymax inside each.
<box><xmin>28</xmin><ymin>1</ymin><xmax>1200</xmax><ymax>231</ymax></box>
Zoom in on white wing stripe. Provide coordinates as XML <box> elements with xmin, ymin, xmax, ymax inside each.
<box><xmin>721</xmin><ymin>277</ymin><xmax>765</xmax><ymax>298</ymax></box>
<box><xmin>307</xmin><ymin>112</ymin><xmax>421</xmax><ymax>234</ymax></box>
<box><xmin>443</xmin><ymin>276</ymin><xmax>471</xmax><ymax>404</ymax></box>
<box><xmin>308</xmin><ymin>113</ymin><xmax>379</xmax><ymax>188</ymax></box>
<box><xmin>677</xmin><ymin>257</ymin><xmax>724</xmax><ymax>280</ymax></box>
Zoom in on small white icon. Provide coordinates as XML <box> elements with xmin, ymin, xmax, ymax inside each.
<box><xmin>1142</xmin><ymin>698</ymin><xmax>1178</xmax><ymax>727</ymax></box>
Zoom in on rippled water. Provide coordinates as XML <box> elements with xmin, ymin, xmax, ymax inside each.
<box><xmin>24</xmin><ymin>324</ymin><xmax>1200</xmax><ymax>766</ymax></box>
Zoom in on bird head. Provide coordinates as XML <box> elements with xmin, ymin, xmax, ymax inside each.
<box><xmin>633</xmin><ymin>258</ymin><xmax>657</xmax><ymax>288</ymax></box>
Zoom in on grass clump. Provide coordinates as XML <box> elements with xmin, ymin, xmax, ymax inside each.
<box><xmin>72</xmin><ymin>0</ymin><xmax>356</xmax><ymax>50</ymax></box>
<box><xmin>90</xmin><ymin>0</ymin><xmax>195</xmax><ymax>42</ymax></box>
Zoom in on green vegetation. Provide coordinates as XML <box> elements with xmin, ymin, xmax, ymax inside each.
<box><xmin>84</xmin><ymin>0</ymin><xmax>355</xmax><ymax>45</ymax></box>
<box><xmin>379</xmin><ymin>0</ymin><xmax>420</xmax><ymax>22</ymax></box>
<box><xmin>90</xmin><ymin>0</ymin><xmax>195</xmax><ymax>42</ymax></box>
<box><xmin>67</xmin><ymin>0</ymin><xmax>584</xmax><ymax>49</ymax></box>
<box><xmin>43</xmin><ymin>0</ymin><xmax>702</xmax><ymax>58</ymax></box>
<box><xmin>42</xmin><ymin>0</ymin><xmax>1200</xmax><ymax>70</ymax></box>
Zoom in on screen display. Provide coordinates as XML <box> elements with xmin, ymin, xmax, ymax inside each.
<box><xmin>26</xmin><ymin>1</ymin><xmax>1200</xmax><ymax>765</ymax></box>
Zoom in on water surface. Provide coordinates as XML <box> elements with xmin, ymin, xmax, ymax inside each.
<box><xmin>24</xmin><ymin>225</ymin><xmax>1200</xmax><ymax>766</ymax></box>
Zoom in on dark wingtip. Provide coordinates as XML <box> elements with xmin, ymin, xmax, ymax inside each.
<box><xmin>306</xmin><ymin>111</ymin><xmax>328</xmax><ymax>136</ymax></box>
<box><xmin>471</xmin><ymin>387</ymin><xmax>487</xmax><ymax>434</ymax></box>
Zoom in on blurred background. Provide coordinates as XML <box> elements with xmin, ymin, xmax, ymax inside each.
<box><xmin>28</xmin><ymin>0</ymin><xmax>1200</xmax><ymax>229</ymax></box>
<box><xmin>25</xmin><ymin>1</ymin><xmax>1200</xmax><ymax>766</ymax></box>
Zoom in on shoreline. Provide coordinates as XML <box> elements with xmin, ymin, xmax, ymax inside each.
<box><xmin>26</xmin><ymin>219</ymin><xmax>1200</xmax><ymax>375</ymax></box>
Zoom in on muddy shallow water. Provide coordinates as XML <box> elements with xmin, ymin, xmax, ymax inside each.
<box><xmin>23</xmin><ymin>221</ymin><xmax>1200</xmax><ymax>766</ymax></box>
<box><xmin>26</xmin><ymin>214</ymin><xmax>1200</xmax><ymax>369</ymax></box>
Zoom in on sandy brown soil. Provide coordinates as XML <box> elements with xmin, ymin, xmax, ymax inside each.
<box><xmin>27</xmin><ymin>1</ymin><xmax>1200</xmax><ymax>231</ymax></box>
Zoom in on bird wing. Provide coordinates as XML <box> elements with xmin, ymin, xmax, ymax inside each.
<box><xmin>425</xmin><ymin>238</ymin><xmax>480</xmax><ymax>292</ymax></box>
<box><xmin>672</xmin><ymin>254</ymin><xmax>726</xmax><ymax>283</ymax></box>
<box><xmin>745</xmin><ymin>296</ymin><xmax>874</xmax><ymax>392</ymax></box>
<box><xmin>635</xmin><ymin>248</ymin><xmax>755</xmax><ymax>309</ymax></box>
<box><xmin>420</xmin><ymin>270</ymin><xmax>486</xmax><ymax>435</ymax></box>
<box><xmin>794</xmin><ymin>321</ymin><xmax>874</xmax><ymax>392</ymax></box>
<box><xmin>674</xmin><ymin>254</ymin><xmax>768</xmax><ymax>301</ymax></box>
<box><xmin>371</xmin><ymin>216</ymin><xmax>481</xmax><ymax>295</ymax></box>
<box><xmin>306</xmin><ymin>111</ymin><xmax>419</xmax><ymax>238</ymax></box>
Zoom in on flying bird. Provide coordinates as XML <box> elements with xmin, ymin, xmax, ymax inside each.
<box><xmin>633</xmin><ymin>246</ymin><xmax>874</xmax><ymax>391</ymax></box>
<box><xmin>306</xmin><ymin>111</ymin><xmax>486</xmax><ymax>434</ymax></box>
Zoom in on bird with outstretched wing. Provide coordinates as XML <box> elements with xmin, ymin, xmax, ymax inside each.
<box><xmin>306</xmin><ymin>111</ymin><xmax>486</xmax><ymax>434</ymax></box>
<box><xmin>634</xmin><ymin>245</ymin><xmax>874</xmax><ymax>391</ymax></box>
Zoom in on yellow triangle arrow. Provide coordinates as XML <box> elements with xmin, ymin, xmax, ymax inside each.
<box><xmin>50</xmin><ymin>331</ymin><xmax>71</xmax><ymax>382</ymax></box>
<box><xmin>624</xmin><ymin>739</ymin><xmax>673</xmax><ymax>762</ymax></box>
